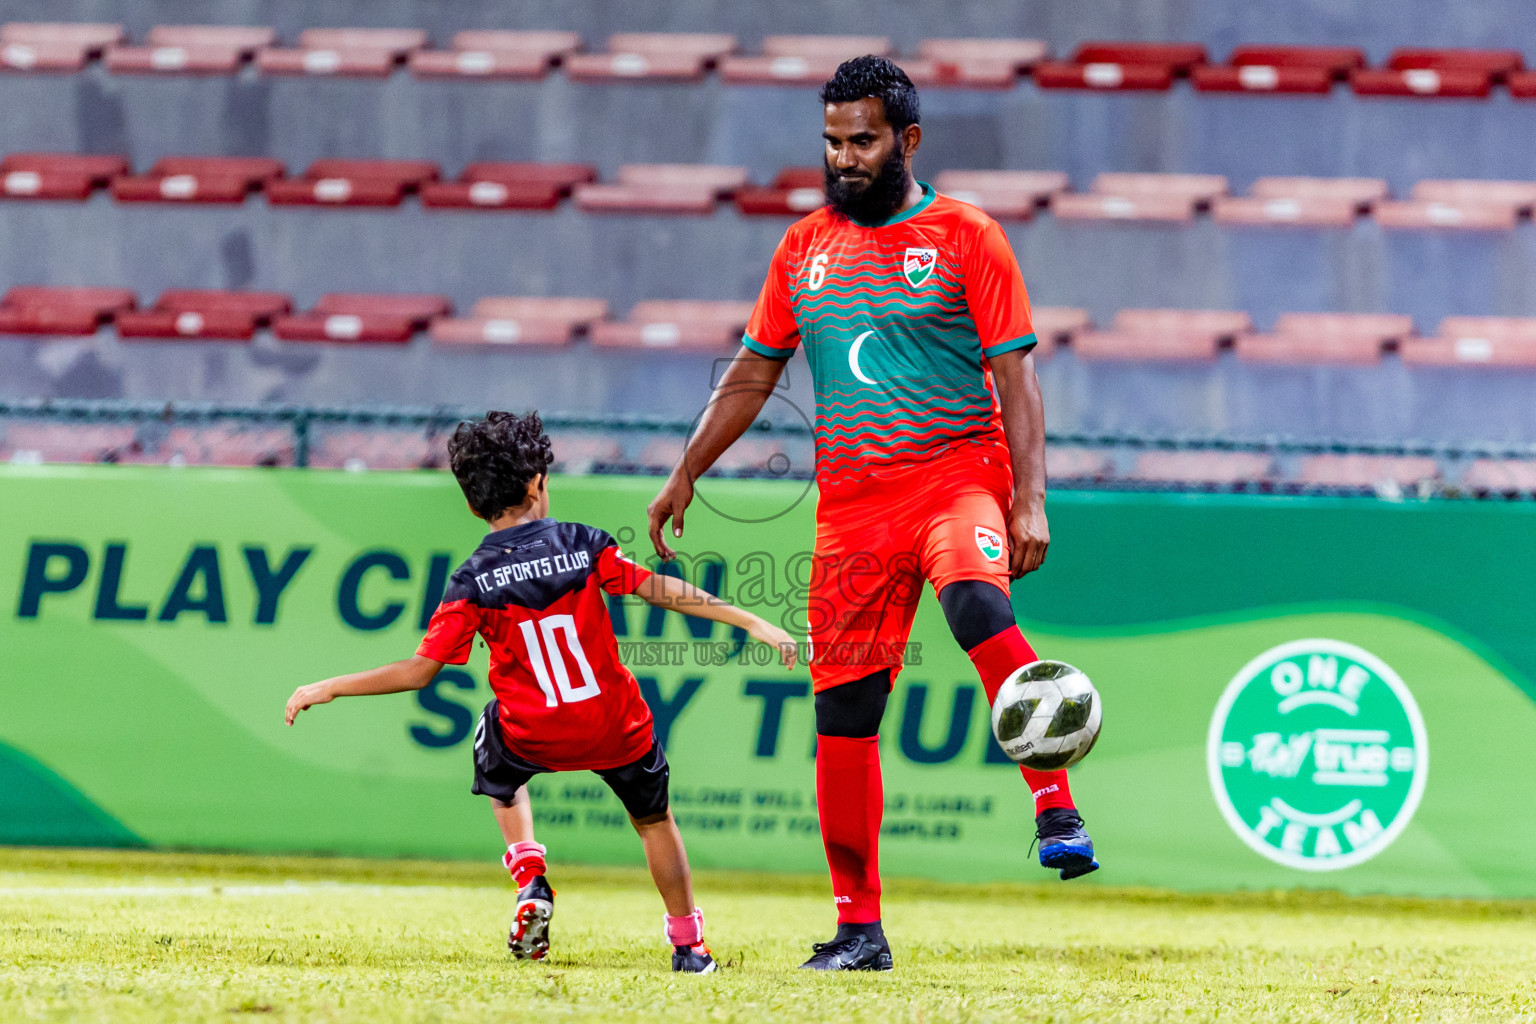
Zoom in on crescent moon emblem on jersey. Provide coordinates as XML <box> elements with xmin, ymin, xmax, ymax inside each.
<box><xmin>849</xmin><ymin>330</ymin><xmax>878</xmax><ymax>385</ymax></box>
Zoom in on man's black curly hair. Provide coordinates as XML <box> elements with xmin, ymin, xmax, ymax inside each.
<box><xmin>446</xmin><ymin>410</ymin><xmax>554</xmax><ymax>521</ymax></box>
<box><xmin>819</xmin><ymin>55</ymin><xmax>920</xmax><ymax>132</ymax></box>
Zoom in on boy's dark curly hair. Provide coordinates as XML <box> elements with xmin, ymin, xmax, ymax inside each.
<box><xmin>819</xmin><ymin>55</ymin><xmax>920</xmax><ymax>132</ymax></box>
<box><xmin>446</xmin><ymin>411</ymin><xmax>554</xmax><ymax>521</ymax></box>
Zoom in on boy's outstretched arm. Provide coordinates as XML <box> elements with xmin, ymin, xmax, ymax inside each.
<box><xmin>634</xmin><ymin>573</ymin><xmax>799</xmax><ymax>669</ymax></box>
<box><xmin>285</xmin><ymin>655</ymin><xmax>444</xmax><ymax>726</ymax></box>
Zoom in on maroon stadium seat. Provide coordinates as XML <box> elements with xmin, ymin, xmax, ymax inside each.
<box><xmin>1235</xmin><ymin>313</ymin><xmax>1413</xmax><ymax>365</ymax></box>
<box><xmin>564</xmin><ymin>33</ymin><xmax>736</xmax><ymax>82</ymax></box>
<box><xmin>591</xmin><ymin>300</ymin><xmax>753</xmax><ymax>350</ymax></box>
<box><xmin>1053</xmin><ymin>173</ymin><xmax>1226</xmax><ymax>223</ymax></box>
<box><xmin>421</xmin><ymin>162</ymin><xmax>594</xmax><ymax>210</ymax></box>
<box><xmin>575</xmin><ymin>164</ymin><xmax>747</xmax><ymax>214</ymax></box>
<box><xmin>933</xmin><ymin>170</ymin><xmax>1068</xmax><ymax>219</ymax></box>
<box><xmin>111</xmin><ymin>156</ymin><xmax>285</xmax><ymax>203</ymax></box>
<box><xmin>719</xmin><ymin>35</ymin><xmax>891</xmax><ymax>85</ymax></box>
<box><xmin>1294</xmin><ymin>454</ymin><xmax>1439</xmax><ymax>491</ymax></box>
<box><xmin>1034</xmin><ymin>41</ymin><xmax>1204</xmax><ymax>91</ymax></box>
<box><xmin>0</xmin><ymin>285</ymin><xmax>135</xmax><ymax>336</ymax></box>
<box><xmin>409</xmin><ymin>30</ymin><xmax>579</xmax><ymax>80</ymax></box>
<box><xmin>116</xmin><ymin>289</ymin><xmax>292</xmax><ymax>341</ymax></box>
<box><xmin>0</xmin><ymin>152</ymin><xmax>126</xmax><ymax>200</ymax></box>
<box><xmin>274</xmin><ymin>293</ymin><xmax>449</xmax><ymax>344</ymax></box>
<box><xmin>430</xmin><ymin>297</ymin><xmax>607</xmax><ymax>347</ymax></box>
<box><xmin>734</xmin><ymin>167</ymin><xmax>825</xmax><ymax>216</ymax></box>
<box><xmin>1399</xmin><ymin>317</ymin><xmax>1536</xmax><ymax>366</ymax></box>
<box><xmin>918</xmin><ymin>38</ymin><xmax>1048</xmax><ymax>89</ymax></box>
<box><xmin>266</xmin><ymin>159</ymin><xmax>438</xmax><ymax>207</ymax></box>
<box><xmin>1389</xmin><ymin>48</ymin><xmax>1522</xmax><ymax>77</ymax></box>
<box><xmin>1193</xmin><ymin>45</ymin><xmax>1364</xmax><ymax>93</ymax></box>
<box><xmin>1127</xmin><ymin>450</ymin><xmax>1275</xmax><ymax>486</ymax></box>
<box><xmin>1045</xmin><ymin>446</ymin><xmax>1112</xmax><ymax>482</ymax></box>
<box><xmin>1349</xmin><ymin>50</ymin><xmax>1515</xmax><ymax>98</ymax></box>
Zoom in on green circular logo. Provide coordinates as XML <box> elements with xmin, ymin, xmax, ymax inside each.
<box><xmin>1207</xmin><ymin>639</ymin><xmax>1428</xmax><ymax>871</ymax></box>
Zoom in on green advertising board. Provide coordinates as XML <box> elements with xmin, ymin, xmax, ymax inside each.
<box><xmin>3</xmin><ymin>465</ymin><xmax>1535</xmax><ymax>898</ymax></box>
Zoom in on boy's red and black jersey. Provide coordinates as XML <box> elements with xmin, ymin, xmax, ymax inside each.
<box><xmin>417</xmin><ymin>517</ymin><xmax>655</xmax><ymax>771</ymax></box>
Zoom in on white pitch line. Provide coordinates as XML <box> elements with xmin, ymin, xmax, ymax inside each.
<box><xmin>0</xmin><ymin>882</ymin><xmax>469</xmax><ymax>897</ymax></box>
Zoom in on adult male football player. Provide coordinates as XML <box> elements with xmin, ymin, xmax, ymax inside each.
<box><xmin>647</xmin><ymin>57</ymin><xmax>1099</xmax><ymax>972</ymax></box>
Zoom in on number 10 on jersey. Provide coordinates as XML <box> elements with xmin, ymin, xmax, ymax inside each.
<box><xmin>518</xmin><ymin>614</ymin><xmax>602</xmax><ymax>706</ymax></box>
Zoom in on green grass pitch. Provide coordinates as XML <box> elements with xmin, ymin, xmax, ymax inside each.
<box><xmin>2</xmin><ymin>848</ymin><xmax>1534</xmax><ymax>1023</ymax></box>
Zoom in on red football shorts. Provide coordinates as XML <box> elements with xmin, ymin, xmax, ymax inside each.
<box><xmin>807</xmin><ymin>446</ymin><xmax>1013</xmax><ymax>692</ymax></box>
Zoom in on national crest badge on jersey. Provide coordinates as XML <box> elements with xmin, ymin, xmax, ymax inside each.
<box><xmin>903</xmin><ymin>247</ymin><xmax>937</xmax><ymax>287</ymax></box>
<box><xmin>975</xmin><ymin>526</ymin><xmax>1004</xmax><ymax>561</ymax></box>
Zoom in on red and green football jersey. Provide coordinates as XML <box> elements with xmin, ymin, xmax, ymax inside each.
<box><xmin>742</xmin><ymin>182</ymin><xmax>1037</xmax><ymax>484</ymax></box>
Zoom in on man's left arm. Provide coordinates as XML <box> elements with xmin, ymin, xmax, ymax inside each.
<box><xmin>989</xmin><ymin>350</ymin><xmax>1049</xmax><ymax>579</ymax></box>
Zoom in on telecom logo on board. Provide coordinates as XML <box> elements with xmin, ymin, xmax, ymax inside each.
<box><xmin>1207</xmin><ymin>639</ymin><xmax>1428</xmax><ymax>871</ymax></box>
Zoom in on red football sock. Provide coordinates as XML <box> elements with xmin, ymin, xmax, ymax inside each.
<box><xmin>816</xmin><ymin>733</ymin><xmax>883</xmax><ymax>924</ymax></box>
<box><xmin>968</xmin><ymin>626</ymin><xmax>1076</xmax><ymax>813</ymax></box>
<box><xmin>503</xmin><ymin>840</ymin><xmax>547</xmax><ymax>888</ymax></box>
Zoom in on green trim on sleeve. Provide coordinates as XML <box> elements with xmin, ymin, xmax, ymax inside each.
<box><xmin>741</xmin><ymin>333</ymin><xmax>793</xmax><ymax>360</ymax></box>
<box><xmin>982</xmin><ymin>332</ymin><xmax>1038</xmax><ymax>359</ymax></box>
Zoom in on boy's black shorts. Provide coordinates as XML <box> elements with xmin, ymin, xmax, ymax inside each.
<box><xmin>470</xmin><ymin>700</ymin><xmax>671</xmax><ymax>821</ymax></box>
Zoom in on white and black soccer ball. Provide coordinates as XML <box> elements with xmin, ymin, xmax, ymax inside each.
<box><xmin>990</xmin><ymin>660</ymin><xmax>1102</xmax><ymax>770</ymax></box>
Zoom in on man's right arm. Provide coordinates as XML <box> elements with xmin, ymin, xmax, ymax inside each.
<box><xmin>646</xmin><ymin>346</ymin><xmax>788</xmax><ymax>559</ymax></box>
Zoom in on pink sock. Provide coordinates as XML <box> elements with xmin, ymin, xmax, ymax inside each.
<box><xmin>503</xmin><ymin>841</ymin><xmax>547</xmax><ymax>888</ymax></box>
<box><xmin>664</xmin><ymin>907</ymin><xmax>704</xmax><ymax>947</ymax></box>
<box><xmin>968</xmin><ymin>627</ymin><xmax>1077</xmax><ymax>813</ymax></box>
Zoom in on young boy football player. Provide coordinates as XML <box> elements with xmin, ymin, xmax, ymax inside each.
<box><xmin>285</xmin><ymin>411</ymin><xmax>797</xmax><ymax>973</ymax></box>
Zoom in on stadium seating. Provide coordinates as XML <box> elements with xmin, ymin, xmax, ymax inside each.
<box><xmin>933</xmin><ymin>170</ymin><xmax>1069</xmax><ymax>219</ymax></box>
<box><xmin>1033</xmin><ymin>42</ymin><xmax>1207</xmax><ymax>91</ymax></box>
<box><xmin>104</xmin><ymin>26</ymin><xmax>276</xmax><ymax>74</ymax></box>
<box><xmin>564</xmin><ymin>33</ymin><xmax>736</xmax><ymax>82</ymax></box>
<box><xmin>575</xmin><ymin>164</ymin><xmax>748</xmax><ymax>214</ymax></box>
<box><xmin>273</xmin><ymin>293</ymin><xmax>450</xmax><ymax>344</ymax></box>
<box><xmin>1051</xmin><ymin>173</ymin><xmax>1227</xmax><ymax>222</ymax></box>
<box><xmin>1029</xmin><ymin>307</ymin><xmax>1092</xmax><ymax>353</ymax></box>
<box><xmin>1</xmin><ymin>153</ymin><xmax>126</xmax><ymax>200</ymax></box>
<box><xmin>1400</xmin><ymin>316</ymin><xmax>1536</xmax><ymax>366</ymax></box>
<box><xmin>734</xmin><ymin>167</ymin><xmax>824</xmax><ymax>216</ymax></box>
<box><xmin>1461</xmin><ymin>458</ymin><xmax>1536</xmax><ymax>494</ymax></box>
<box><xmin>266</xmin><ymin>159</ymin><xmax>439</xmax><ymax>207</ymax></box>
<box><xmin>1235</xmin><ymin>313</ymin><xmax>1414</xmax><ymax>364</ymax></box>
<box><xmin>1212</xmin><ymin>176</ymin><xmax>1387</xmax><ymax>227</ymax></box>
<box><xmin>1125</xmin><ymin>450</ymin><xmax>1275</xmax><ymax>486</ymax></box>
<box><xmin>589</xmin><ymin>300</ymin><xmax>753</xmax><ymax>349</ymax></box>
<box><xmin>1074</xmin><ymin>309</ymin><xmax>1249</xmax><ymax>361</ymax></box>
<box><xmin>430</xmin><ymin>297</ymin><xmax>607</xmax><ymax>347</ymax></box>
<box><xmin>1373</xmin><ymin>178</ymin><xmax>1532</xmax><ymax>230</ymax></box>
<box><xmin>0</xmin><ymin>285</ymin><xmax>134</xmax><ymax>335</ymax></box>
<box><xmin>1193</xmin><ymin>45</ymin><xmax>1364</xmax><ymax>94</ymax></box>
<box><xmin>121</xmin><ymin>424</ymin><xmax>295</xmax><ymax>466</ymax></box>
<box><xmin>1293</xmin><ymin>453</ymin><xmax>1440</xmax><ymax>493</ymax></box>
<box><xmin>409</xmin><ymin>30</ymin><xmax>580</xmax><ymax>80</ymax></box>
<box><xmin>917</xmin><ymin>38</ymin><xmax>1048</xmax><ymax>89</ymax></box>
<box><xmin>116</xmin><ymin>290</ymin><xmax>292</xmax><ymax>341</ymax></box>
<box><xmin>550</xmin><ymin>432</ymin><xmax>625</xmax><ymax>473</ymax></box>
<box><xmin>420</xmin><ymin>162</ymin><xmax>594</xmax><ymax>210</ymax></box>
<box><xmin>1351</xmin><ymin>48</ymin><xmax>1520</xmax><ymax>98</ymax></box>
<box><xmin>0</xmin><ymin>422</ymin><xmax>136</xmax><ymax>463</ymax></box>
<box><xmin>0</xmin><ymin>23</ymin><xmax>121</xmax><ymax>73</ymax></box>
<box><xmin>111</xmin><ymin>157</ymin><xmax>285</xmax><ymax>204</ymax></box>
<box><xmin>719</xmin><ymin>35</ymin><xmax>894</xmax><ymax>85</ymax></box>
<box><xmin>257</xmin><ymin>28</ymin><xmax>427</xmax><ymax>77</ymax></box>
<box><xmin>1044</xmin><ymin>445</ymin><xmax>1112</xmax><ymax>481</ymax></box>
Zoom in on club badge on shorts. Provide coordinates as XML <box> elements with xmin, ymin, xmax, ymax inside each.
<box><xmin>974</xmin><ymin>526</ymin><xmax>1004</xmax><ymax>561</ymax></box>
<box><xmin>903</xmin><ymin>247</ymin><xmax>937</xmax><ymax>287</ymax></box>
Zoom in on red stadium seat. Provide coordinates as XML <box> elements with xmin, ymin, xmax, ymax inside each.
<box><xmin>1388</xmin><ymin>48</ymin><xmax>1522</xmax><ymax>77</ymax></box>
<box><xmin>1031</xmin><ymin>307</ymin><xmax>1092</xmax><ymax>350</ymax></box>
<box><xmin>1115</xmin><ymin>308</ymin><xmax>1251</xmax><ymax>336</ymax></box>
<box><xmin>0</xmin><ymin>22</ymin><xmax>123</xmax><ymax>51</ymax></box>
<box><xmin>0</xmin><ymin>39</ymin><xmax>92</xmax><ymax>72</ymax></box>
<box><xmin>0</xmin><ymin>152</ymin><xmax>126</xmax><ymax>200</ymax></box>
<box><xmin>575</xmin><ymin>164</ymin><xmax>747</xmax><ymax>214</ymax></box>
<box><xmin>1075</xmin><ymin>308</ymin><xmax>1246</xmax><ymax>362</ymax></box>
<box><xmin>918</xmin><ymin>38</ymin><xmax>1048</xmax><ymax>89</ymax></box>
<box><xmin>1045</xmin><ymin>446</ymin><xmax>1112</xmax><ymax>481</ymax></box>
<box><xmin>1372</xmin><ymin>200</ymin><xmax>1518</xmax><ymax>230</ymax></box>
<box><xmin>135</xmin><ymin>425</ymin><xmax>294</xmax><ymax>467</ymax></box>
<box><xmin>637</xmin><ymin>436</ymin><xmax>687</xmax><ymax>471</ymax></box>
<box><xmin>1461</xmin><ymin>459</ymin><xmax>1536</xmax><ymax>494</ymax></box>
<box><xmin>273</xmin><ymin>293</ymin><xmax>448</xmax><ymax>344</ymax></box>
<box><xmin>1193</xmin><ymin>45</ymin><xmax>1364</xmax><ymax>93</ymax></box>
<box><xmin>1400</xmin><ymin>317</ymin><xmax>1536</xmax><ymax>366</ymax></box>
<box><xmin>0</xmin><ymin>285</ymin><xmax>135</xmax><ymax>335</ymax></box>
<box><xmin>409</xmin><ymin>30</ymin><xmax>579</xmax><ymax>80</ymax></box>
<box><xmin>719</xmin><ymin>35</ymin><xmax>892</xmax><ymax>85</ymax></box>
<box><xmin>1053</xmin><ymin>173</ymin><xmax>1226</xmax><ymax>223</ymax></box>
<box><xmin>297</xmin><ymin>28</ymin><xmax>428</xmax><ymax>54</ymax></box>
<box><xmin>1294</xmin><ymin>454</ymin><xmax>1439</xmax><ymax>491</ymax></box>
<box><xmin>550</xmin><ymin>432</ymin><xmax>624</xmax><ymax>474</ymax></box>
<box><xmin>421</xmin><ymin>162</ymin><xmax>593</xmax><ymax>210</ymax></box>
<box><xmin>1251</xmin><ymin>176</ymin><xmax>1390</xmax><ymax>204</ymax></box>
<box><xmin>1</xmin><ymin>423</ymin><xmax>136</xmax><ymax>463</ymax></box>
<box><xmin>1235</xmin><ymin>313</ymin><xmax>1413</xmax><ymax>365</ymax></box>
<box><xmin>1127</xmin><ymin>450</ymin><xmax>1274</xmax><ymax>485</ymax></box>
<box><xmin>713</xmin><ymin>435</ymin><xmax>790</xmax><ymax>475</ymax></box>
<box><xmin>315</xmin><ymin>293</ymin><xmax>449</xmax><ymax>322</ymax></box>
<box><xmin>933</xmin><ymin>170</ymin><xmax>1068</xmax><ymax>219</ymax></box>
<box><xmin>1034</xmin><ymin>41</ymin><xmax>1204</xmax><ymax>91</ymax></box>
<box><xmin>565</xmin><ymin>33</ymin><xmax>736</xmax><ymax>82</ymax></box>
<box><xmin>1410</xmin><ymin>179</ymin><xmax>1536</xmax><ymax>211</ymax></box>
<box><xmin>430</xmin><ymin>297</ymin><xmax>607</xmax><ymax>347</ymax></box>
<box><xmin>591</xmin><ymin>300</ymin><xmax>753</xmax><ymax>350</ymax></box>
<box><xmin>1351</xmin><ymin>49</ymin><xmax>1502</xmax><ymax>98</ymax></box>
<box><xmin>145</xmin><ymin>26</ymin><xmax>276</xmax><ymax>51</ymax></box>
<box><xmin>1216</xmin><ymin>175</ymin><xmax>1383</xmax><ymax>225</ymax></box>
<box><xmin>734</xmin><ymin>167</ymin><xmax>825</xmax><ymax>216</ymax></box>
<box><xmin>266</xmin><ymin>159</ymin><xmax>438</xmax><ymax>207</ymax></box>
<box><xmin>310</xmin><ymin>429</ymin><xmax>439</xmax><ymax>470</ymax></box>
<box><xmin>258</xmin><ymin>30</ymin><xmax>426</xmax><ymax>78</ymax></box>
<box><xmin>106</xmin><ymin>29</ymin><xmax>268</xmax><ymax>75</ymax></box>
<box><xmin>111</xmin><ymin>156</ymin><xmax>285</xmax><ymax>203</ymax></box>
<box><xmin>116</xmin><ymin>289</ymin><xmax>291</xmax><ymax>341</ymax></box>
